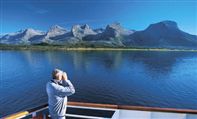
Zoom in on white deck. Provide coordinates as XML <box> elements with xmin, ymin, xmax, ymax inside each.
<box><xmin>111</xmin><ymin>109</ymin><xmax>197</xmax><ymax>119</ymax></box>
<box><xmin>65</xmin><ymin>105</ymin><xmax>197</xmax><ymax>119</ymax></box>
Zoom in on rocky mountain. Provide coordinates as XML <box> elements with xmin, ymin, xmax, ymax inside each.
<box><xmin>83</xmin><ymin>23</ymin><xmax>134</xmax><ymax>47</ymax></box>
<box><xmin>44</xmin><ymin>24</ymin><xmax>96</xmax><ymax>45</ymax></box>
<box><xmin>71</xmin><ymin>24</ymin><xmax>96</xmax><ymax>39</ymax></box>
<box><xmin>41</xmin><ymin>25</ymin><xmax>67</xmax><ymax>43</ymax></box>
<box><xmin>105</xmin><ymin>23</ymin><xmax>134</xmax><ymax>37</ymax></box>
<box><xmin>1</xmin><ymin>20</ymin><xmax>197</xmax><ymax>48</ymax></box>
<box><xmin>0</xmin><ymin>28</ymin><xmax>45</xmax><ymax>44</ymax></box>
<box><xmin>123</xmin><ymin>21</ymin><xmax>197</xmax><ymax>48</ymax></box>
<box><xmin>45</xmin><ymin>25</ymin><xmax>67</xmax><ymax>38</ymax></box>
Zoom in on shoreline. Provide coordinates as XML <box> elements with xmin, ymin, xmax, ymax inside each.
<box><xmin>1</xmin><ymin>45</ymin><xmax>197</xmax><ymax>52</ymax></box>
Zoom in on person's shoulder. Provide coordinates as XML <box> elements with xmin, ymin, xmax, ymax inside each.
<box><xmin>47</xmin><ymin>81</ymin><xmax>57</xmax><ymax>92</ymax></box>
<box><xmin>47</xmin><ymin>80</ymin><xmax>58</xmax><ymax>88</ymax></box>
<box><xmin>46</xmin><ymin>81</ymin><xmax>53</xmax><ymax>87</ymax></box>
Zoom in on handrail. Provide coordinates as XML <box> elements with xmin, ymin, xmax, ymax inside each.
<box><xmin>3</xmin><ymin>111</ymin><xmax>29</xmax><ymax>119</ymax></box>
<box><xmin>3</xmin><ymin>101</ymin><xmax>197</xmax><ymax>119</ymax></box>
<box><xmin>68</xmin><ymin>102</ymin><xmax>118</xmax><ymax>109</ymax></box>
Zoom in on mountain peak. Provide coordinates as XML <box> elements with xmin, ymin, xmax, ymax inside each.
<box><xmin>72</xmin><ymin>24</ymin><xmax>90</xmax><ymax>30</ymax></box>
<box><xmin>147</xmin><ymin>20</ymin><xmax>179</xmax><ymax>30</ymax></box>
<box><xmin>81</xmin><ymin>24</ymin><xmax>90</xmax><ymax>29</ymax></box>
<box><xmin>49</xmin><ymin>25</ymin><xmax>66</xmax><ymax>32</ymax></box>
<box><xmin>71</xmin><ymin>24</ymin><xmax>96</xmax><ymax>38</ymax></box>
<box><xmin>160</xmin><ymin>20</ymin><xmax>178</xmax><ymax>29</ymax></box>
<box><xmin>105</xmin><ymin>22</ymin><xmax>130</xmax><ymax>37</ymax></box>
<box><xmin>24</xmin><ymin>28</ymin><xmax>34</xmax><ymax>32</ymax></box>
<box><xmin>44</xmin><ymin>25</ymin><xmax>67</xmax><ymax>39</ymax></box>
<box><xmin>23</xmin><ymin>28</ymin><xmax>44</xmax><ymax>35</ymax></box>
<box><xmin>106</xmin><ymin>22</ymin><xmax>122</xmax><ymax>29</ymax></box>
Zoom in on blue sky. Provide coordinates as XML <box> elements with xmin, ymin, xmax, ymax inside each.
<box><xmin>1</xmin><ymin>0</ymin><xmax>197</xmax><ymax>35</ymax></box>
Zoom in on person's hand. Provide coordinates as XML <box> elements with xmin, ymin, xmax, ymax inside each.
<box><xmin>62</xmin><ymin>72</ymin><xmax>68</xmax><ymax>80</ymax></box>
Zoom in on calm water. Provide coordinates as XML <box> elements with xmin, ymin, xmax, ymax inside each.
<box><xmin>0</xmin><ymin>50</ymin><xmax>197</xmax><ymax>117</ymax></box>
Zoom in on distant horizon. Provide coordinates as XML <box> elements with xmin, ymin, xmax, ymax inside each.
<box><xmin>1</xmin><ymin>0</ymin><xmax>197</xmax><ymax>35</ymax></box>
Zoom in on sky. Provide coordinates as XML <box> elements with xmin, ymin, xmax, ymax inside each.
<box><xmin>1</xmin><ymin>0</ymin><xmax>197</xmax><ymax>35</ymax></box>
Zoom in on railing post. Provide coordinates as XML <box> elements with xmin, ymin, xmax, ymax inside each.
<box><xmin>32</xmin><ymin>112</ymin><xmax>36</xmax><ymax>118</ymax></box>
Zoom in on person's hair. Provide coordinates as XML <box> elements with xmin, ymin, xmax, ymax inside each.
<box><xmin>52</xmin><ymin>69</ymin><xmax>61</xmax><ymax>79</ymax></box>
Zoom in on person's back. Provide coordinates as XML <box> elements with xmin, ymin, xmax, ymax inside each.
<box><xmin>46</xmin><ymin>69</ymin><xmax>75</xmax><ymax>119</ymax></box>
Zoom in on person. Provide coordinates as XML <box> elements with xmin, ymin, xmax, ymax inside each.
<box><xmin>46</xmin><ymin>69</ymin><xmax>75</xmax><ymax>119</ymax></box>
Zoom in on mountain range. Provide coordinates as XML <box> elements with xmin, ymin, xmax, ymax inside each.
<box><xmin>1</xmin><ymin>20</ymin><xmax>197</xmax><ymax>48</ymax></box>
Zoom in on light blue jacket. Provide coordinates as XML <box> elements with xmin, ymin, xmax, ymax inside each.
<box><xmin>46</xmin><ymin>79</ymin><xmax>75</xmax><ymax>117</ymax></box>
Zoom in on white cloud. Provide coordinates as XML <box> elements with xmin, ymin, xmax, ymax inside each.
<box><xmin>24</xmin><ymin>4</ymin><xmax>48</xmax><ymax>14</ymax></box>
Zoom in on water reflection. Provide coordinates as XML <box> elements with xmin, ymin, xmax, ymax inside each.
<box><xmin>12</xmin><ymin>50</ymin><xmax>197</xmax><ymax>78</ymax></box>
<box><xmin>12</xmin><ymin>50</ymin><xmax>197</xmax><ymax>77</ymax></box>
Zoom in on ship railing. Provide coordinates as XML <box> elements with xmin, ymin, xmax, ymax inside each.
<box><xmin>3</xmin><ymin>101</ymin><xmax>197</xmax><ymax>119</ymax></box>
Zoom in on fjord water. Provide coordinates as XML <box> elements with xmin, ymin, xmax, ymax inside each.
<box><xmin>0</xmin><ymin>50</ymin><xmax>197</xmax><ymax>117</ymax></box>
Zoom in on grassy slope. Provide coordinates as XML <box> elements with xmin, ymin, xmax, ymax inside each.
<box><xmin>0</xmin><ymin>44</ymin><xmax>197</xmax><ymax>52</ymax></box>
